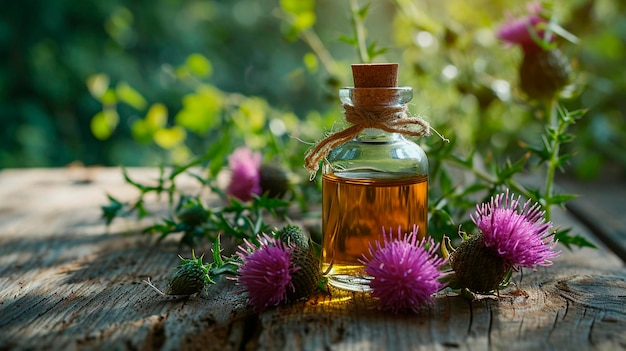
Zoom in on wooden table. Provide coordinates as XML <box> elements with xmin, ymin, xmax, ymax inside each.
<box><xmin>0</xmin><ymin>167</ymin><xmax>624</xmax><ymax>350</ymax></box>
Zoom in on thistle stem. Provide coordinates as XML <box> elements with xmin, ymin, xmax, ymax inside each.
<box><xmin>300</xmin><ymin>29</ymin><xmax>339</xmax><ymax>76</ymax></box>
<box><xmin>543</xmin><ymin>98</ymin><xmax>559</xmax><ymax>221</ymax></box>
<box><xmin>349</xmin><ymin>0</ymin><xmax>370</xmax><ymax>63</ymax></box>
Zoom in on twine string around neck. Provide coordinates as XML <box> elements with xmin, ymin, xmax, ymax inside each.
<box><xmin>304</xmin><ymin>103</ymin><xmax>433</xmax><ymax>178</ymax></box>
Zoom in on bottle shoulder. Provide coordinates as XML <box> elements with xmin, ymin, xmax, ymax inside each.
<box><xmin>325</xmin><ymin>136</ymin><xmax>428</xmax><ymax>178</ymax></box>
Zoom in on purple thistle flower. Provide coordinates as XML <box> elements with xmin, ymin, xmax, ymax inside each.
<box><xmin>235</xmin><ymin>234</ymin><xmax>297</xmax><ymax>311</ymax></box>
<box><xmin>496</xmin><ymin>2</ymin><xmax>551</xmax><ymax>53</ymax></box>
<box><xmin>227</xmin><ymin>147</ymin><xmax>262</xmax><ymax>201</ymax></box>
<box><xmin>471</xmin><ymin>190</ymin><xmax>561</xmax><ymax>270</ymax></box>
<box><xmin>360</xmin><ymin>225</ymin><xmax>448</xmax><ymax>313</ymax></box>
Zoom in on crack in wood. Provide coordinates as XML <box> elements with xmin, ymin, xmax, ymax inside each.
<box><xmin>466</xmin><ymin>299</ymin><xmax>473</xmax><ymax>337</ymax></box>
<box><xmin>588</xmin><ymin>310</ymin><xmax>597</xmax><ymax>346</ymax></box>
<box><xmin>487</xmin><ymin>307</ymin><xmax>494</xmax><ymax>349</ymax></box>
<box><xmin>556</xmin><ymin>275</ymin><xmax>626</xmax><ymax>315</ymax></box>
<box><xmin>144</xmin><ymin>314</ymin><xmax>167</xmax><ymax>350</ymax></box>
<box><xmin>239</xmin><ymin>313</ymin><xmax>263</xmax><ymax>351</ymax></box>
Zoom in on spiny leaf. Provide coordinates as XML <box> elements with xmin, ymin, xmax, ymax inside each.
<box><xmin>557</xmin><ymin>132</ymin><xmax>575</xmax><ymax>144</ymax></box>
<box><xmin>519</xmin><ymin>140</ymin><xmax>550</xmax><ymax>161</ymax></box>
<box><xmin>549</xmin><ymin>193</ymin><xmax>579</xmax><ymax>207</ymax></box>
<box><xmin>101</xmin><ymin>194</ymin><xmax>125</xmax><ymax>225</ymax></box>
<box><xmin>554</xmin><ymin>228</ymin><xmax>596</xmax><ymax>250</ymax></box>
<box><xmin>366</xmin><ymin>41</ymin><xmax>388</xmax><ymax>59</ymax></box>
<box><xmin>558</xmin><ymin>106</ymin><xmax>586</xmax><ymax>123</ymax></box>
<box><xmin>338</xmin><ymin>35</ymin><xmax>358</xmax><ymax>46</ymax></box>
<box><xmin>556</xmin><ymin>153</ymin><xmax>576</xmax><ymax>169</ymax></box>
<box><xmin>496</xmin><ymin>155</ymin><xmax>529</xmax><ymax>181</ymax></box>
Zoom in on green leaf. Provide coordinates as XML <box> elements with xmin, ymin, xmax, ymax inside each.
<box><xmin>431</xmin><ymin>207</ymin><xmax>454</xmax><ymax>227</ymax></box>
<box><xmin>450</xmin><ymin>149</ymin><xmax>475</xmax><ymax>168</ymax></box>
<box><xmin>547</xmin><ymin>22</ymin><xmax>579</xmax><ymax>44</ymax></box>
<box><xmin>544</xmin><ymin>127</ymin><xmax>559</xmax><ymax>143</ymax></box>
<box><xmin>460</xmin><ymin>183</ymin><xmax>490</xmax><ymax>196</ymax></box>
<box><xmin>496</xmin><ymin>155</ymin><xmax>529</xmax><ymax>181</ymax></box>
<box><xmin>438</xmin><ymin>168</ymin><xmax>453</xmax><ymax>195</ymax></box>
<box><xmin>357</xmin><ymin>3</ymin><xmax>370</xmax><ymax>19</ymax></box>
<box><xmin>87</xmin><ymin>74</ymin><xmax>110</xmax><ymax>100</ymax></box>
<box><xmin>145</xmin><ymin>103</ymin><xmax>168</xmax><ymax>129</ymax></box>
<box><xmin>252</xmin><ymin>194</ymin><xmax>290</xmax><ymax>212</ymax></box>
<box><xmin>131</xmin><ymin>119</ymin><xmax>153</xmax><ymax>144</ymax></box>
<box><xmin>154</xmin><ymin>126</ymin><xmax>186</xmax><ymax>149</ymax></box>
<box><xmin>206</xmin><ymin>132</ymin><xmax>231</xmax><ymax>177</ymax></box>
<box><xmin>366</xmin><ymin>41</ymin><xmax>388</xmax><ymax>59</ymax></box>
<box><xmin>556</xmin><ymin>153</ymin><xmax>576</xmax><ymax>168</ymax></box>
<box><xmin>441</xmin><ymin>236</ymin><xmax>453</xmax><ymax>259</ymax></box>
<box><xmin>338</xmin><ymin>35</ymin><xmax>358</xmax><ymax>46</ymax></box>
<box><xmin>101</xmin><ymin>194</ymin><xmax>125</xmax><ymax>225</ymax></box>
<box><xmin>520</xmin><ymin>141</ymin><xmax>550</xmax><ymax>161</ymax></box>
<box><xmin>143</xmin><ymin>218</ymin><xmax>179</xmax><ymax>240</ymax></box>
<box><xmin>569</xmin><ymin>108</ymin><xmax>587</xmax><ymax>120</ymax></box>
<box><xmin>122</xmin><ymin>166</ymin><xmax>157</xmax><ymax>193</ymax></box>
<box><xmin>293</xmin><ymin>12</ymin><xmax>316</xmax><ymax>31</ymax></box>
<box><xmin>132</xmin><ymin>103</ymin><xmax>169</xmax><ymax>144</ymax></box>
<box><xmin>116</xmin><ymin>81</ymin><xmax>147</xmax><ymax>110</ymax></box>
<box><xmin>526</xmin><ymin>21</ymin><xmax>555</xmax><ymax>51</ymax></box>
<box><xmin>91</xmin><ymin>110</ymin><xmax>119</xmax><ymax>140</ymax></box>
<box><xmin>168</xmin><ymin>153</ymin><xmax>209</xmax><ymax>181</ymax></box>
<box><xmin>175</xmin><ymin>87</ymin><xmax>223</xmax><ymax>134</ymax></box>
<box><xmin>212</xmin><ymin>235</ymin><xmax>224</xmax><ymax>266</ymax></box>
<box><xmin>186</xmin><ymin>53</ymin><xmax>213</xmax><ymax>78</ymax></box>
<box><xmin>100</xmin><ymin>89</ymin><xmax>118</xmax><ymax>105</ymax></box>
<box><xmin>557</xmin><ymin>133</ymin><xmax>575</xmax><ymax>144</ymax></box>
<box><xmin>280</xmin><ymin>0</ymin><xmax>315</xmax><ymax>35</ymax></box>
<box><xmin>233</xmin><ymin>97</ymin><xmax>267</xmax><ymax>133</ymax></box>
<box><xmin>303</xmin><ymin>52</ymin><xmax>318</xmax><ymax>73</ymax></box>
<box><xmin>134</xmin><ymin>199</ymin><xmax>149</xmax><ymax>218</ymax></box>
<box><xmin>549</xmin><ymin>193</ymin><xmax>579</xmax><ymax>206</ymax></box>
<box><xmin>554</xmin><ymin>228</ymin><xmax>596</xmax><ymax>250</ymax></box>
<box><xmin>280</xmin><ymin>0</ymin><xmax>314</xmax><ymax>14</ymax></box>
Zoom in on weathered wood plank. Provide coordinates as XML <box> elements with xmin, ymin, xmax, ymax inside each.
<box><xmin>0</xmin><ymin>168</ymin><xmax>624</xmax><ymax>351</ymax></box>
<box><xmin>559</xmin><ymin>175</ymin><xmax>626</xmax><ymax>261</ymax></box>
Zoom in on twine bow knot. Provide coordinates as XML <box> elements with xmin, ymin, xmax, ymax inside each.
<box><xmin>304</xmin><ymin>103</ymin><xmax>432</xmax><ymax>176</ymax></box>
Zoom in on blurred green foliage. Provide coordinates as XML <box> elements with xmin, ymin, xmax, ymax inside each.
<box><xmin>1</xmin><ymin>0</ymin><xmax>625</xmax><ymax>184</ymax></box>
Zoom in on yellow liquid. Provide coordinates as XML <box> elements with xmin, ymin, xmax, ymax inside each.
<box><xmin>321</xmin><ymin>173</ymin><xmax>428</xmax><ymax>291</ymax></box>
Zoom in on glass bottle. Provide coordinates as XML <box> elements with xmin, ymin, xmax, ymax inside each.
<box><xmin>321</xmin><ymin>64</ymin><xmax>429</xmax><ymax>292</ymax></box>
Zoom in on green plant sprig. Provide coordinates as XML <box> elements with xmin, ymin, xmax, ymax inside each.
<box><xmin>100</xmin><ymin>130</ymin><xmax>233</xmax><ymax>227</ymax></box>
<box><xmin>104</xmin><ymin>180</ymin><xmax>291</xmax><ymax>247</ymax></box>
<box><xmin>520</xmin><ymin>102</ymin><xmax>592</xmax><ymax>248</ymax></box>
<box><xmin>101</xmin><ymin>134</ymin><xmax>292</xmax><ymax>247</ymax></box>
<box><xmin>425</xmin><ymin>102</ymin><xmax>595</xmax><ymax>249</ymax></box>
<box><xmin>341</xmin><ymin>0</ymin><xmax>388</xmax><ymax>63</ymax></box>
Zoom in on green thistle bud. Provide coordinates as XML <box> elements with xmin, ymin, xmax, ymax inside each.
<box><xmin>287</xmin><ymin>248</ymin><xmax>322</xmax><ymax>301</ymax></box>
<box><xmin>166</xmin><ymin>252</ymin><xmax>212</xmax><ymax>295</ymax></box>
<box><xmin>176</xmin><ymin>205</ymin><xmax>208</xmax><ymax>226</ymax></box>
<box><xmin>519</xmin><ymin>48</ymin><xmax>571</xmax><ymax>101</ymax></box>
<box><xmin>260</xmin><ymin>163</ymin><xmax>289</xmax><ymax>198</ymax></box>
<box><xmin>448</xmin><ymin>235</ymin><xmax>509</xmax><ymax>294</ymax></box>
<box><xmin>276</xmin><ymin>224</ymin><xmax>309</xmax><ymax>249</ymax></box>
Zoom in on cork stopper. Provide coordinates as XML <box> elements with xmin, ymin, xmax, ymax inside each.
<box><xmin>351</xmin><ymin>63</ymin><xmax>398</xmax><ymax>106</ymax></box>
<box><xmin>352</xmin><ymin>63</ymin><xmax>398</xmax><ymax>88</ymax></box>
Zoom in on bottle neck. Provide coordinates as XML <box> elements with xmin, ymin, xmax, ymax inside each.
<box><xmin>356</xmin><ymin>128</ymin><xmax>400</xmax><ymax>142</ymax></box>
<box><xmin>345</xmin><ymin>100</ymin><xmax>408</xmax><ymax>143</ymax></box>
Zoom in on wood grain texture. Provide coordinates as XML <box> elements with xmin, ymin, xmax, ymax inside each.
<box><xmin>0</xmin><ymin>168</ymin><xmax>624</xmax><ymax>351</ymax></box>
<box><xmin>559</xmin><ymin>175</ymin><xmax>626</xmax><ymax>262</ymax></box>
